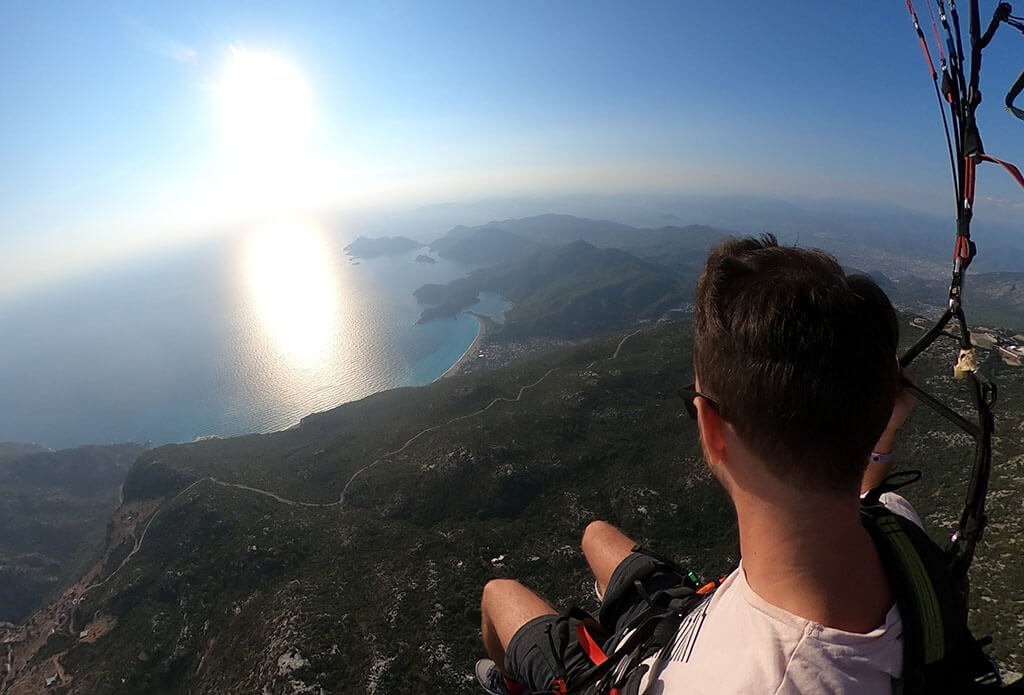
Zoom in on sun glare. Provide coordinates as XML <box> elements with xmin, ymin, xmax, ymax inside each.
<box><xmin>244</xmin><ymin>220</ymin><xmax>339</xmax><ymax>369</ymax></box>
<box><xmin>215</xmin><ymin>46</ymin><xmax>314</xmax><ymax>164</ymax></box>
<box><xmin>208</xmin><ymin>45</ymin><xmax>336</xmax><ymax>219</ymax></box>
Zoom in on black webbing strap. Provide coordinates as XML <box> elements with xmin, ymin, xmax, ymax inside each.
<box><xmin>1005</xmin><ymin>69</ymin><xmax>1024</xmax><ymax>119</ymax></box>
<box><xmin>860</xmin><ymin>490</ymin><xmax>1001</xmax><ymax>692</ymax></box>
<box><xmin>576</xmin><ymin>590</ymin><xmax>702</xmax><ymax>695</ymax></box>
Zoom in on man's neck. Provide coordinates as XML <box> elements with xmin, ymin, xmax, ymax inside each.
<box><xmin>732</xmin><ymin>486</ymin><xmax>893</xmax><ymax>633</ymax></box>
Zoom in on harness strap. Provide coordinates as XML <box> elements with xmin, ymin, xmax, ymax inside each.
<box><xmin>560</xmin><ymin>589</ymin><xmax>707</xmax><ymax>695</ymax></box>
<box><xmin>576</xmin><ymin>623</ymin><xmax>609</xmax><ymax>666</ymax></box>
<box><xmin>870</xmin><ymin>512</ymin><xmax>947</xmax><ymax>664</ymax></box>
<box><xmin>860</xmin><ymin>501</ymin><xmax>1004</xmax><ymax>692</ymax></box>
<box><xmin>1006</xmin><ymin>69</ymin><xmax>1024</xmax><ymax>119</ymax></box>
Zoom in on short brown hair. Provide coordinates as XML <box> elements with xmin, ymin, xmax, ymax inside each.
<box><xmin>693</xmin><ymin>234</ymin><xmax>899</xmax><ymax>492</ymax></box>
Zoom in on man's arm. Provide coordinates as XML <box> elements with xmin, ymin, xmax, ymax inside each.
<box><xmin>861</xmin><ymin>371</ymin><xmax>917</xmax><ymax>495</ymax></box>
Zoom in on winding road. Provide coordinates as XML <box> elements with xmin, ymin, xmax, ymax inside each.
<box><xmin>82</xmin><ymin>477</ymin><xmax>209</xmax><ymax>594</ymax></box>
<box><xmin>86</xmin><ymin>327</ymin><xmax>645</xmax><ymax>589</ymax></box>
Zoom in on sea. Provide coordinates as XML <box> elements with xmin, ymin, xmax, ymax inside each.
<box><xmin>0</xmin><ymin>224</ymin><xmax>507</xmax><ymax>450</ymax></box>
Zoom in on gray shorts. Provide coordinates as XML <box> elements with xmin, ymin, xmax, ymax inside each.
<box><xmin>504</xmin><ymin>550</ymin><xmax>690</xmax><ymax>691</ymax></box>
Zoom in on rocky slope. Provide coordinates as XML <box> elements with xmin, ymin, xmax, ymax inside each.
<box><xmin>3</xmin><ymin>321</ymin><xmax>1022</xmax><ymax>693</ymax></box>
<box><xmin>0</xmin><ymin>443</ymin><xmax>145</xmax><ymax>624</ymax></box>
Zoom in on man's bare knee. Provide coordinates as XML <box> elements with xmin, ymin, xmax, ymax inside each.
<box><xmin>583</xmin><ymin>519</ymin><xmax>627</xmax><ymax>557</ymax></box>
<box><xmin>481</xmin><ymin>578</ymin><xmax>524</xmax><ymax>608</ymax></box>
<box><xmin>582</xmin><ymin>520</ymin><xmax>638</xmax><ymax>595</ymax></box>
<box><xmin>582</xmin><ymin>519</ymin><xmax>612</xmax><ymax>552</ymax></box>
<box><xmin>480</xmin><ymin>578</ymin><xmax>557</xmax><ymax>653</ymax></box>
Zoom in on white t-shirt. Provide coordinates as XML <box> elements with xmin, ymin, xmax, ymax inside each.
<box><xmin>638</xmin><ymin>494</ymin><xmax>920</xmax><ymax>695</ymax></box>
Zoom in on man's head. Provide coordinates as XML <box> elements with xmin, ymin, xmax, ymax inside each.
<box><xmin>693</xmin><ymin>234</ymin><xmax>899</xmax><ymax>493</ymax></box>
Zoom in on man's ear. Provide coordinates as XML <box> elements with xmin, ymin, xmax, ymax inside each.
<box><xmin>696</xmin><ymin>398</ymin><xmax>729</xmax><ymax>468</ymax></box>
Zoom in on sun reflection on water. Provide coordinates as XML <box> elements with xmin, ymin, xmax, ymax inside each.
<box><xmin>244</xmin><ymin>220</ymin><xmax>339</xmax><ymax>369</ymax></box>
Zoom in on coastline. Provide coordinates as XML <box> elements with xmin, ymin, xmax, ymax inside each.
<box><xmin>437</xmin><ymin>312</ymin><xmax>488</xmax><ymax>380</ymax></box>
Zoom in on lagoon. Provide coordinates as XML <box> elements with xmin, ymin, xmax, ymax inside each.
<box><xmin>0</xmin><ymin>226</ymin><xmax>506</xmax><ymax>449</ymax></box>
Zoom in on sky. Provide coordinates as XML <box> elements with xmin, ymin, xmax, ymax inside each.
<box><xmin>1</xmin><ymin>1</ymin><xmax>1022</xmax><ymax>298</ymax></box>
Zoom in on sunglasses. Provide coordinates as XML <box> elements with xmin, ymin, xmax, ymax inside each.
<box><xmin>679</xmin><ymin>382</ymin><xmax>721</xmax><ymax>420</ymax></box>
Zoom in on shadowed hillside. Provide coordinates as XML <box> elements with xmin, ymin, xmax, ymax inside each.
<box><xmin>0</xmin><ymin>443</ymin><xmax>145</xmax><ymax>623</ymax></box>
<box><xmin>415</xmin><ymin>241</ymin><xmax>689</xmax><ymax>337</ymax></box>
<box><xmin>3</xmin><ymin>319</ymin><xmax>1022</xmax><ymax>693</ymax></box>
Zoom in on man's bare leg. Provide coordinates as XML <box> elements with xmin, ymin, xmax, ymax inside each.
<box><xmin>581</xmin><ymin>520</ymin><xmax>638</xmax><ymax>600</ymax></box>
<box><xmin>480</xmin><ymin>579</ymin><xmax>557</xmax><ymax>677</ymax></box>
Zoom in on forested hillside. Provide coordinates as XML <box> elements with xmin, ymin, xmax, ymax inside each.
<box><xmin>4</xmin><ymin>321</ymin><xmax>1021</xmax><ymax>693</ymax></box>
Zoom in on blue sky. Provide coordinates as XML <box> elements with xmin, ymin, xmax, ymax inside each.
<box><xmin>2</xmin><ymin>1</ymin><xmax>1022</xmax><ymax>297</ymax></box>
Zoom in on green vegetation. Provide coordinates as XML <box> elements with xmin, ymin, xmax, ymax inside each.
<box><xmin>416</xmin><ymin>240</ymin><xmax>690</xmax><ymax>338</ymax></box>
<box><xmin>894</xmin><ymin>272</ymin><xmax>1024</xmax><ymax>333</ymax></box>
<box><xmin>10</xmin><ymin>317</ymin><xmax>1022</xmax><ymax>693</ymax></box>
<box><xmin>429</xmin><ymin>224</ymin><xmax>543</xmax><ymax>264</ymax></box>
<box><xmin>426</xmin><ymin>214</ymin><xmax>726</xmax><ymax>273</ymax></box>
<box><xmin>6</xmin><ymin>215</ymin><xmax>1024</xmax><ymax>692</ymax></box>
<box><xmin>0</xmin><ymin>443</ymin><xmax>144</xmax><ymax>623</ymax></box>
<box><xmin>421</xmin><ymin>214</ymin><xmax>1024</xmax><ymax>336</ymax></box>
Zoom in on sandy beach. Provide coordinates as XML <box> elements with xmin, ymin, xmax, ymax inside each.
<box><xmin>437</xmin><ymin>312</ymin><xmax>489</xmax><ymax>380</ymax></box>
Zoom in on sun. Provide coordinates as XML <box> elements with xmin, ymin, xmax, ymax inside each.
<box><xmin>214</xmin><ymin>46</ymin><xmax>314</xmax><ymax>163</ymax></box>
<box><xmin>244</xmin><ymin>219</ymin><xmax>339</xmax><ymax>369</ymax></box>
<box><xmin>209</xmin><ymin>45</ymin><xmax>327</xmax><ymax>216</ymax></box>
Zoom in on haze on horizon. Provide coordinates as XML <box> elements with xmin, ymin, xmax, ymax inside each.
<box><xmin>2</xmin><ymin>1</ymin><xmax>1023</xmax><ymax>299</ymax></box>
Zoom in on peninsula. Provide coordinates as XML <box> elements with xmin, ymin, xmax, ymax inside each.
<box><xmin>343</xmin><ymin>235</ymin><xmax>422</xmax><ymax>259</ymax></box>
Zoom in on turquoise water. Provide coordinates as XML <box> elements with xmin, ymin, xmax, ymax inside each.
<box><xmin>0</xmin><ymin>227</ymin><xmax>507</xmax><ymax>449</ymax></box>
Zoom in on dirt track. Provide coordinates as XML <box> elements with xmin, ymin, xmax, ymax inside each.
<box><xmin>0</xmin><ymin>327</ymin><xmax>644</xmax><ymax>693</ymax></box>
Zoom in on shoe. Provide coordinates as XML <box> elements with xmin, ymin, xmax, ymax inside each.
<box><xmin>475</xmin><ymin>658</ymin><xmax>510</xmax><ymax>695</ymax></box>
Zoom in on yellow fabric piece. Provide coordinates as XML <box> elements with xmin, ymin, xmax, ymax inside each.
<box><xmin>954</xmin><ymin>348</ymin><xmax>977</xmax><ymax>379</ymax></box>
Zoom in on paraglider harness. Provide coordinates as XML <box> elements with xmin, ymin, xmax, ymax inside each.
<box><xmin>537</xmin><ymin>547</ymin><xmax>720</xmax><ymax>695</ymax></box>
<box><xmin>539</xmin><ymin>482</ymin><xmax>1006</xmax><ymax>695</ymax></box>
<box><xmin>533</xmin><ymin>5</ymin><xmax>1024</xmax><ymax>692</ymax></box>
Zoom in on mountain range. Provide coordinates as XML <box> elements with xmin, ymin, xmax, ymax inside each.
<box><xmin>3</xmin><ymin>212</ymin><xmax>1024</xmax><ymax>693</ymax></box>
<box><xmin>414</xmin><ymin>213</ymin><xmax>1024</xmax><ymax>332</ymax></box>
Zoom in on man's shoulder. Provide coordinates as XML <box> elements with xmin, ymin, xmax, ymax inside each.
<box><xmin>646</xmin><ymin>567</ymin><xmax>902</xmax><ymax>693</ymax></box>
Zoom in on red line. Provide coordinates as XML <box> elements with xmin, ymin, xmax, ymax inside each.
<box><xmin>906</xmin><ymin>0</ymin><xmax>938</xmax><ymax>80</ymax></box>
<box><xmin>926</xmin><ymin>0</ymin><xmax>947</xmax><ymax>62</ymax></box>
<box><xmin>964</xmin><ymin>156</ymin><xmax>976</xmax><ymax>206</ymax></box>
<box><xmin>978</xmin><ymin>153</ymin><xmax>1024</xmax><ymax>191</ymax></box>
